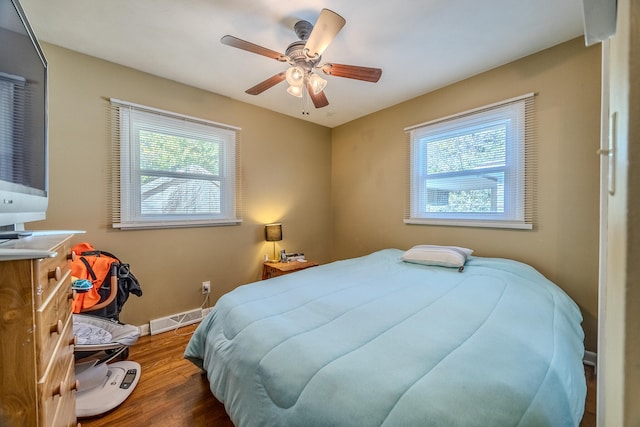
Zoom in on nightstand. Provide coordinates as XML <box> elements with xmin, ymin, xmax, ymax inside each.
<box><xmin>262</xmin><ymin>260</ymin><xmax>319</xmax><ymax>280</ymax></box>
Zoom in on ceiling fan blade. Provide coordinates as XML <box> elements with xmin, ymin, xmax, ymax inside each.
<box><xmin>221</xmin><ymin>35</ymin><xmax>287</xmax><ymax>61</ymax></box>
<box><xmin>304</xmin><ymin>9</ymin><xmax>346</xmax><ymax>58</ymax></box>
<box><xmin>307</xmin><ymin>84</ymin><xmax>329</xmax><ymax>108</ymax></box>
<box><xmin>246</xmin><ymin>72</ymin><xmax>287</xmax><ymax>95</ymax></box>
<box><xmin>321</xmin><ymin>63</ymin><xmax>382</xmax><ymax>83</ymax></box>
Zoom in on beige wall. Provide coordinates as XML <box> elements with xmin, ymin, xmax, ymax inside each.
<box><xmin>36</xmin><ymin>44</ymin><xmax>332</xmax><ymax>326</ymax></box>
<box><xmin>331</xmin><ymin>37</ymin><xmax>601</xmax><ymax>351</ymax></box>
<box><xmin>36</xmin><ymin>38</ymin><xmax>601</xmax><ymax>352</ymax></box>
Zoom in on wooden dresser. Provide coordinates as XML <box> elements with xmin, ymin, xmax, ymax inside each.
<box><xmin>0</xmin><ymin>233</ymin><xmax>78</xmax><ymax>427</ymax></box>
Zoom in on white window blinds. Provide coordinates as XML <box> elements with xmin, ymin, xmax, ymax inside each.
<box><xmin>405</xmin><ymin>93</ymin><xmax>536</xmax><ymax>229</ymax></box>
<box><xmin>110</xmin><ymin>99</ymin><xmax>242</xmax><ymax>229</ymax></box>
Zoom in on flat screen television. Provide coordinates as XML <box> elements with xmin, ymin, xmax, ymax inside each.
<box><xmin>0</xmin><ymin>0</ymin><xmax>48</xmax><ymax>236</ymax></box>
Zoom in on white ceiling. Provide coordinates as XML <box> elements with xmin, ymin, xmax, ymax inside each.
<box><xmin>20</xmin><ymin>0</ymin><xmax>586</xmax><ymax>128</ymax></box>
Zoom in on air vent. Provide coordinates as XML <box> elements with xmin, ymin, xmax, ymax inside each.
<box><xmin>149</xmin><ymin>308</ymin><xmax>203</xmax><ymax>335</ymax></box>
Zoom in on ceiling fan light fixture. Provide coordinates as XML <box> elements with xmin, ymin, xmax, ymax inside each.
<box><xmin>285</xmin><ymin>66</ymin><xmax>305</xmax><ymax>87</ymax></box>
<box><xmin>287</xmin><ymin>84</ymin><xmax>303</xmax><ymax>97</ymax></box>
<box><xmin>308</xmin><ymin>73</ymin><xmax>327</xmax><ymax>94</ymax></box>
<box><xmin>222</xmin><ymin>8</ymin><xmax>381</xmax><ymax>110</ymax></box>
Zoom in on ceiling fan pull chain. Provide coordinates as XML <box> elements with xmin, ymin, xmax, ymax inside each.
<box><xmin>302</xmin><ymin>85</ymin><xmax>310</xmax><ymax>116</ymax></box>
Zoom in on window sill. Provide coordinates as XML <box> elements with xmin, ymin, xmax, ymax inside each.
<box><xmin>113</xmin><ymin>219</ymin><xmax>242</xmax><ymax>230</ymax></box>
<box><xmin>404</xmin><ymin>218</ymin><xmax>532</xmax><ymax>230</ymax></box>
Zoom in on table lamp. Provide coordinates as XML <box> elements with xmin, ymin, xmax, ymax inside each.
<box><xmin>265</xmin><ymin>223</ymin><xmax>282</xmax><ymax>262</ymax></box>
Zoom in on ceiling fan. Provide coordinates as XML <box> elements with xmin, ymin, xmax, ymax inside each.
<box><xmin>220</xmin><ymin>9</ymin><xmax>382</xmax><ymax>111</ymax></box>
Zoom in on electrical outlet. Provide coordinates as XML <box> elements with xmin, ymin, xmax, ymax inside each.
<box><xmin>202</xmin><ymin>281</ymin><xmax>211</xmax><ymax>294</ymax></box>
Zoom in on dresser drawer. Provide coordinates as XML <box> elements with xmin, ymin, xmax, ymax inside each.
<box><xmin>38</xmin><ymin>333</ymin><xmax>76</xmax><ymax>426</ymax></box>
<box><xmin>34</xmin><ymin>239</ymin><xmax>72</xmax><ymax>309</ymax></box>
<box><xmin>0</xmin><ymin>233</ymin><xmax>78</xmax><ymax>427</ymax></box>
<box><xmin>36</xmin><ymin>291</ymin><xmax>74</xmax><ymax>380</ymax></box>
<box><xmin>49</xmin><ymin>357</ymin><xmax>77</xmax><ymax>427</ymax></box>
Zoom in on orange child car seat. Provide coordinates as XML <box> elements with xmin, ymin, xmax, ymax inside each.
<box><xmin>70</xmin><ymin>242</ymin><xmax>120</xmax><ymax>314</ymax></box>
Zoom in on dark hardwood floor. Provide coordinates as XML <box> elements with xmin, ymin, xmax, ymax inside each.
<box><xmin>582</xmin><ymin>363</ymin><xmax>597</xmax><ymax>427</ymax></box>
<box><xmin>80</xmin><ymin>323</ymin><xmax>597</xmax><ymax>427</ymax></box>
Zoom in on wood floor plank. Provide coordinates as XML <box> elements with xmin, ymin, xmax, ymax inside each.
<box><xmin>79</xmin><ymin>323</ymin><xmax>596</xmax><ymax>427</ymax></box>
<box><xmin>79</xmin><ymin>324</ymin><xmax>232</xmax><ymax>427</ymax></box>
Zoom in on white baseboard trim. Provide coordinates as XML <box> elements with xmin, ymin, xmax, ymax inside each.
<box><xmin>138</xmin><ymin>323</ymin><xmax>150</xmax><ymax>337</ymax></box>
<box><xmin>137</xmin><ymin>306</ymin><xmax>212</xmax><ymax>337</ymax></box>
<box><xmin>583</xmin><ymin>350</ymin><xmax>597</xmax><ymax>368</ymax></box>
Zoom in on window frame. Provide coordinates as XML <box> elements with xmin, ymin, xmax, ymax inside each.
<box><xmin>111</xmin><ymin>99</ymin><xmax>242</xmax><ymax>230</ymax></box>
<box><xmin>405</xmin><ymin>94</ymin><xmax>535</xmax><ymax>230</ymax></box>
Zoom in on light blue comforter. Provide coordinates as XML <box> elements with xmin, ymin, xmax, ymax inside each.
<box><xmin>185</xmin><ymin>249</ymin><xmax>586</xmax><ymax>426</ymax></box>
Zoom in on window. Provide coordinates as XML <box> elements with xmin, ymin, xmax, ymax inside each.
<box><xmin>405</xmin><ymin>94</ymin><xmax>536</xmax><ymax>229</ymax></box>
<box><xmin>110</xmin><ymin>99</ymin><xmax>241</xmax><ymax>229</ymax></box>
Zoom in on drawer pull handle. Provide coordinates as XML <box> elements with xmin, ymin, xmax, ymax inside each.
<box><xmin>53</xmin><ymin>381</ymin><xmax>65</xmax><ymax>397</ymax></box>
<box><xmin>50</xmin><ymin>319</ymin><xmax>63</xmax><ymax>335</ymax></box>
<box><xmin>68</xmin><ymin>251</ymin><xmax>77</xmax><ymax>261</ymax></box>
<box><xmin>67</xmin><ymin>290</ymin><xmax>74</xmax><ymax>301</ymax></box>
<box><xmin>70</xmin><ymin>335</ymin><xmax>77</xmax><ymax>347</ymax></box>
<box><xmin>52</xmin><ymin>379</ymin><xmax>79</xmax><ymax>397</ymax></box>
<box><xmin>48</xmin><ymin>266</ymin><xmax>61</xmax><ymax>282</ymax></box>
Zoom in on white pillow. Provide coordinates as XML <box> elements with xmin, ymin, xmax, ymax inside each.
<box><xmin>401</xmin><ymin>245</ymin><xmax>473</xmax><ymax>271</ymax></box>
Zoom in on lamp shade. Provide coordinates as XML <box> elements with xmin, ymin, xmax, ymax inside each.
<box><xmin>285</xmin><ymin>66</ymin><xmax>305</xmax><ymax>87</ymax></box>
<box><xmin>265</xmin><ymin>223</ymin><xmax>283</xmax><ymax>242</ymax></box>
<box><xmin>287</xmin><ymin>85</ymin><xmax>303</xmax><ymax>98</ymax></box>
<box><xmin>308</xmin><ymin>74</ymin><xmax>327</xmax><ymax>95</ymax></box>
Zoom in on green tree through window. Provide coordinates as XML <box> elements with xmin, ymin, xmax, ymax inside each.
<box><xmin>111</xmin><ymin>100</ymin><xmax>240</xmax><ymax>229</ymax></box>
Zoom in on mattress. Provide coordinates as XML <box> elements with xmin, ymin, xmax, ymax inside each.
<box><xmin>184</xmin><ymin>249</ymin><xmax>586</xmax><ymax>426</ymax></box>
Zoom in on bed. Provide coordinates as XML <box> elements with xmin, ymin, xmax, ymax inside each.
<box><xmin>184</xmin><ymin>248</ymin><xmax>586</xmax><ymax>426</ymax></box>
